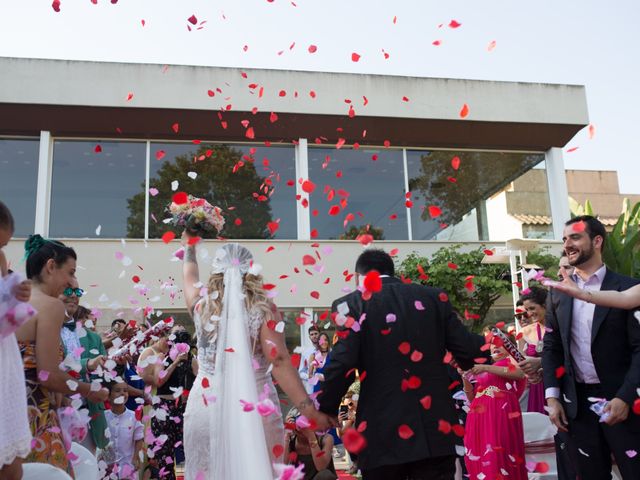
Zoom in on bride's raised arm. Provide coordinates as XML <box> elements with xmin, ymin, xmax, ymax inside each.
<box><xmin>260</xmin><ymin>303</ymin><xmax>333</xmax><ymax>431</ymax></box>
<box><xmin>545</xmin><ymin>276</ymin><xmax>640</xmax><ymax>309</ymax></box>
<box><xmin>181</xmin><ymin>231</ymin><xmax>201</xmax><ymax>316</ymax></box>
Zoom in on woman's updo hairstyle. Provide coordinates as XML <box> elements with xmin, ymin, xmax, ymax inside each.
<box><xmin>25</xmin><ymin>234</ymin><xmax>77</xmax><ymax>280</ymax></box>
<box><xmin>520</xmin><ymin>285</ymin><xmax>548</xmax><ymax>308</ymax></box>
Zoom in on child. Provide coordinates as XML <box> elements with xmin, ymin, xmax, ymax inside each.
<box><xmin>103</xmin><ymin>381</ymin><xmax>145</xmax><ymax>480</ymax></box>
<box><xmin>0</xmin><ymin>201</ymin><xmax>32</xmax><ymax>480</ymax></box>
<box><xmin>462</xmin><ymin>341</ymin><xmax>528</xmax><ymax>480</ymax></box>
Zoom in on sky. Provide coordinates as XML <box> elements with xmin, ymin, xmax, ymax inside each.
<box><xmin>1</xmin><ymin>0</ymin><xmax>639</xmax><ymax>195</ymax></box>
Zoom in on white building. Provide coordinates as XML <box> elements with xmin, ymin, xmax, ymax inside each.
<box><xmin>0</xmin><ymin>57</ymin><xmax>587</xmax><ymax>344</ymax></box>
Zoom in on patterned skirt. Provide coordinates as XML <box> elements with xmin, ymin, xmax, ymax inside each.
<box><xmin>19</xmin><ymin>341</ymin><xmax>75</xmax><ymax>477</ymax></box>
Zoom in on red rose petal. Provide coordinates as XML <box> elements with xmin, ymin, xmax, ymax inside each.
<box><xmin>272</xmin><ymin>444</ymin><xmax>284</xmax><ymax>458</ymax></box>
<box><xmin>308</xmin><ymin>45</ymin><xmax>318</xmax><ymax>53</ymax></box>
<box><xmin>410</xmin><ymin>350</ymin><xmax>423</xmax><ymax>362</ymax></box>
<box><xmin>555</xmin><ymin>366</ymin><xmax>566</xmax><ymax>378</ymax></box>
<box><xmin>572</xmin><ymin>221</ymin><xmax>586</xmax><ymax>232</ymax></box>
<box><xmin>459</xmin><ymin>103</ymin><xmax>469</xmax><ymax>118</ymax></box>
<box><xmin>342</xmin><ymin>428</ymin><xmax>367</xmax><ymax>454</ymax></box>
<box><xmin>407</xmin><ymin>376</ymin><xmax>421</xmax><ymax>389</ymax></box>
<box><xmin>267</xmin><ymin>221</ymin><xmax>279</xmax><ymax>235</ymax></box>
<box><xmin>328</xmin><ymin>205</ymin><xmax>340</xmax><ymax>216</ymax></box>
<box><xmin>302</xmin><ymin>255</ymin><xmax>316</xmax><ymax>266</ymax></box>
<box><xmin>201</xmin><ymin>377</ymin><xmax>210</xmax><ymax>388</ymax></box>
<box><xmin>301</xmin><ymin>180</ymin><xmax>316</xmax><ymax>194</ymax></box>
<box><xmin>187</xmin><ymin>15</ymin><xmax>198</xmax><ymax>25</ymax></box>
<box><xmin>428</xmin><ymin>205</ymin><xmax>442</xmax><ymax>218</ymax></box>
<box><xmin>438</xmin><ymin>419</ymin><xmax>452</xmax><ymax>434</ymax></box>
<box><xmin>310</xmin><ymin>291</ymin><xmax>320</xmax><ymax>299</ymax></box>
<box><xmin>449</xmin><ymin>19</ymin><xmax>462</xmax><ymax>28</ymax></box>
<box><xmin>172</xmin><ymin>192</ymin><xmax>188</xmax><ymax>205</ymax></box>
<box><xmin>363</xmin><ymin>271</ymin><xmax>382</xmax><ymax>293</ymax></box>
<box><xmin>351</xmin><ymin>52</ymin><xmax>361</xmax><ymax>62</ymax></box>
<box><xmin>535</xmin><ymin>462</ymin><xmax>550</xmax><ymax>473</ymax></box>
<box><xmin>398</xmin><ymin>424</ymin><xmax>414</xmax><ymax>440</ymax></box>
<box><xmin>161</xmin><ymin>231</ymin><xmax>176</xmax><ymax>244</ymax></box>
<box><xmin>420</xmin><ymin>395</ymin><xmax>432</xmax><ymax>410</ymax></box>
<box><xmin>398</xmin><ymin>342</ymin><xmax>411</xmax><ymax>355</ymax></box>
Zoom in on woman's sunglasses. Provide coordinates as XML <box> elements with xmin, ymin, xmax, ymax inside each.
<box><xmin>63</xmin><ymin>287</ymin><xmax>84</xmax><ymax>298</ymax></box>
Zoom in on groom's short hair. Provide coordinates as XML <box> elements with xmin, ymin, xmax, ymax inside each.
<box><xmin>355</xmin><ymin>249</ymin><xmax>394</xmax><ymax>276</ymax></box>
<box><xmin>565</xmin><ymin>215</ymin><xmax>607</xmax><ymax>252</ymax></box>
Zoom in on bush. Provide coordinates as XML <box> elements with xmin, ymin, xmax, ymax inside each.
<box><xmin>397</xmin><ymin>245</ymin><xmax>511</xmax><ymax>332</ymax></box>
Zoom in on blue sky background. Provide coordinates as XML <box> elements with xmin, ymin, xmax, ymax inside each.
<box><xmin>1</xmin><ymin>0</ymin><xmax>638</xmax><ymax>194</ymax></box>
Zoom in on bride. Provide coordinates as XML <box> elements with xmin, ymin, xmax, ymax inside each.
<box><xmin>180</xmin><ymin>235</ymin><xmax>333</xmax><ymax>479</ymax></box>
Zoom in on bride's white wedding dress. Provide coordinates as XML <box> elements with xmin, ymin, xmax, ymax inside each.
<box><xmin>183</xmin><ymin>245</ymin><xmax>284</xmax><ymax>480</ymax></box>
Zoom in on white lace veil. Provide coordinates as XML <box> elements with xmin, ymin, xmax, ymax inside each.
<box><xmin>208</xmin><ymin>243</ymin><xmax>273</xmax><ymax>479</ymax></box>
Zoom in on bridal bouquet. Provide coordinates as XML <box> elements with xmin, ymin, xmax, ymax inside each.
<box><xmin>166</xmin><ymin>193</ymin><xmax>225</xmax><ymax>236</ymax></box>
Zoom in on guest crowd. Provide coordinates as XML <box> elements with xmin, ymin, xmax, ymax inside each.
<box><xmin>1</xmin><ymin>196</ymin><xmax>639</xmax><ymax>480</ymax></box>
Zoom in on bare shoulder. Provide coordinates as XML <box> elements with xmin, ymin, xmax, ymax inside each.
<box><xmin>32</xmin><ymin>293</ymin><xmax>65</xmax><ymax>323</ymax></box>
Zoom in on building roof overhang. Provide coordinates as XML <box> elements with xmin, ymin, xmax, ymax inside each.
<box><xmin>0</xmin><ymin>57</ymin><xmax>589</xmax><ymax>150</ymax></box>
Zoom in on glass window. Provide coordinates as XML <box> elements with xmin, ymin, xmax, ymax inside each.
<box><xmin>50</xmin><ymin>140</ymin><xmax>146</xmax><ymax>238</ymax></box>
<box><xmin>406</xmin><ymin>150</ymin><xmax>546</xmax><ymax>241</ymax></box>
<box><xmin>0</xmin><ymin>138</ymin><xmax>39</xmax><ymax>237</ymax></box>
<box><xmin>143</xmin><ymin>143</ymin><xmax>297</xmax><ymax>239</ymax></box>
<box><xmin>308</xmin><ymin>147</ymin><xmax>408</xmax><ymax>240</ymax></box>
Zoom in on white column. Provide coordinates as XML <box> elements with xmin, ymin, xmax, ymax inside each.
<box><xmin>402</xmin><ymin>148</ymin><xmax>413</xmax><ymax>241</ymax></box>
<box><xmin>144</xmin><ymin>141</ymin><xmax>151</xmax><ymax>239</ymax></box>
<box><xmin>295</xmin><ymin>138</ymin><xmax>311</xmax><ymax>240</ymax></box>
<box><xmin>545</xmin><ymin>147</ymin><xmax>571</xmax><ymax>240</ymax></box>
<box><xmin>34</xmin><ymin>131</ymin><xmax>53</xmax><ymax>236</ymax></box>
<box><xmin>299</xmin><ymin>307</ymin><xmax>315</xmax><ymax>353</ymax></box>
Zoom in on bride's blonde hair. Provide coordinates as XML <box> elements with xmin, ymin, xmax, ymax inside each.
<box><xmin>201</xmin><ymin>271</ymin><xmax>273</xmax><ymax>334</ymax></box>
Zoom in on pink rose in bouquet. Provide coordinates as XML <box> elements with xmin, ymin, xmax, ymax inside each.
<box><xmin>166</xmin><ymin>193</ymin><xmax>225</xmax><ymax>236</ymax></box>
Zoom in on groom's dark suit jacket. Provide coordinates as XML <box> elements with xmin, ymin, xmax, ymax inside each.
<box><xmin>317</xmin><ymin>277</ymin><xmax>488</xmax><ymax>471</ymax></box>
<box><xmin>542</xmin><ymin>269</ymin><xmax>640</xmax><ymax>424</ymax></box>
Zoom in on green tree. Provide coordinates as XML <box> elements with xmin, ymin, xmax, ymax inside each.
<box><xmin>526</xmin><ymin>248</ymin><xmax>561</xmax><ymax>281</ymax></box>
<box><xmin>127</xmin><ymin>145</ymin><xmax>274</xmax><ymax>239</ymax></box>
<box><xmin>397</xmin><ymin>245</ymin><xmax>510</xmax><ymax>332</ymax></box>
<box><xmin>338</xmin><ymin>225</ymin><xmax>385</xmax><ymax>240</ymax></box>
<box><xmin>568</xmin><ymin>197</ymin><xmax>640</xmax><ymax>277</ymax></box>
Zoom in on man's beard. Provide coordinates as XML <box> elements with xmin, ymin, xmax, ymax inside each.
<box><xmin>568</xmin><ymin>244</ymin><xmax>595</xmax><ymax>267</ymax></box>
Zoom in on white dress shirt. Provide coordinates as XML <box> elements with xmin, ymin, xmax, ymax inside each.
<box><xmin>545</xmin><ymin>265</ymin><xmax>606</xmax><ymax>400</ymax></box>
<box><xmin>104</xmin><ymin>408</ymin><xmax>144</xmax><ymax>472</ymax></box>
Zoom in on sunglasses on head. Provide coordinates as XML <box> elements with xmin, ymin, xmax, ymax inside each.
<box><xmin>63</xmin><ymin>287</ymin><xmax>84</xmax><ymax>298</ymax></box>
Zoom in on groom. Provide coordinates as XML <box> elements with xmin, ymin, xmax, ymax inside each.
<box><xmin>317</xmin><ymin>249</ymin><xmax>489</xmax><ymax>480</ymax></box>
<box><xmin>542</xmin><ymin>215</ymin><xmax>640</xmax><ymax>479</ymax></box>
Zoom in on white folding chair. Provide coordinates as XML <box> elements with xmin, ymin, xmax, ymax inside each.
<box><xmin>522</xmin><ymin>412</ymin><xmax>558</xmax><ymax>479</ymax></box>
<box><xmin>22</xmin><ymin>462</ymin><xmax>73</xmax><ymax>480</ymax></box>
<box><xmin>70</xmin><ymin>441</ymin><xmax>99</xmax><ymax>480</ymax></box>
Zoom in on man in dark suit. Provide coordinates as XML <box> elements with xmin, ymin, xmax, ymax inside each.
<box><xmin>543</xmin><ymin>215</ymin><xmax>640</xmax><ymax>479</ymax></box>
<box><xmin>317</xmin><ymin>249</ymin><xmax>489</xmax><ymax>480</ymax></box>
